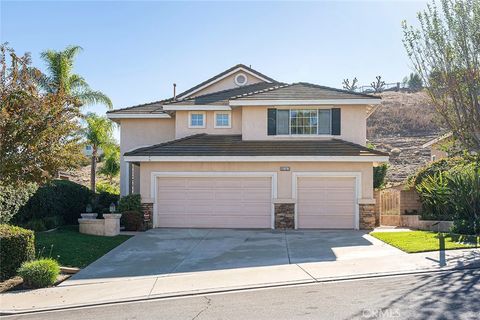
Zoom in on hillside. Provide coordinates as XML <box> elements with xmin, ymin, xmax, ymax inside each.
<box><xmin>367</xmin><ymin>91</ymin><xmax>443</xmax><ymax>138</ymax></box>
<box><xmin>368</xmin><ymin>91</ymin><xmax>446</xmax><ymax>184</ymax></box>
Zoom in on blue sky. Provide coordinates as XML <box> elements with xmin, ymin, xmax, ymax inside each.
<box><xmin>2</xmin><ymin>0</ymin><xmax>427</xmax><ymax>138</ymax></box>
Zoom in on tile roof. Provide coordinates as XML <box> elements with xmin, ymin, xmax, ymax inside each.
<box><xmin>124</xmin><ymin>134</ymin><xmax>389</xmax><ymax>157</ymax></box>
<box><xmin>108</xmin><ymin>77</ymin><xmax>379</xmax><ymax>115</ymax></box>
<box><xmin>230</xmin><ymin>82</ymin><xmax>380</xmax><ymax>101</ymax></box>
<box><xmin>106</xmin><ymin>97</ymin><xmax>175</xmax><ymax>114</ymax></box>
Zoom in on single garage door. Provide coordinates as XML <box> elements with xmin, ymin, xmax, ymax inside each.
<box><xmin>297</xmin><ymin>176</ymin><xmax>356</xmax><ymax>229</ymax></box>
<box><xmin>156</xmin><ymin>176</ymin><xmax>272</xmax><ymax>228</ymax></box>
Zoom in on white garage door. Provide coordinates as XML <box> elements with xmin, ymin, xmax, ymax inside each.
<box><xmin>156</xmin><ymin>176</ymin><xmax>272</xmax><ymax>228</ymax></box>
<box><xmin>296</xmin><ymin>176</ymin><xmax>356</xmax><ymax>229</ymax></box>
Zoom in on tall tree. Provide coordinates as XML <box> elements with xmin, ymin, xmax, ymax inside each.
<box><xmin>83</xmin><ymin>113</ymin><xmax>115</xmax><ymax>192</ymax></box>
<box><xmin>99</xmin><ymin>145</ymin><xmax>120</xmax><ymax>183</ymax></box>
<box><xmin>402</xmin><ymin>0</ymin><xmax>480</xmax><ymax>151</ymax></box>
<box><xmin>38</xmin><ymin>45</ymin><xmax>112</xmax><ymax>109</ymax></box>
<box><xmin>0</xmin><ymin>44</ymin><xmax>83</xmax><ymax>185</ymax></box>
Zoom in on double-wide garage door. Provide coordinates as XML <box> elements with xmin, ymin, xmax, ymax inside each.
<box><xmin>155</xmin><ymin>174</ymin><xmax>357</xmax><ymax>229</ymax></box>
<box><xmin>156</xmin><ymin>176</ymin><xmax>272</xmax><ymax>228</ymax></box>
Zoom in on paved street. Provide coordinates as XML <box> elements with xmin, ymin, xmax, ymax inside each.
<box><xmin>5</xmin><ymin>269</ymin><xmax>479</xmax><ymax>320</ymax></box>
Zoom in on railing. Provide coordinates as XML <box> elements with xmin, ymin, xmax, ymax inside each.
<box><xmin>355</xmin><ymin>82</ymin><xmax>407</xmax><ymax>93</ymax></box>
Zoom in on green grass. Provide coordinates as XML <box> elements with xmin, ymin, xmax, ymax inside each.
<box><xmin>35</xmin><ymin>226</ymin><xmax>131</xmax><ymax>268</ymax></box>
<box><xmin>370</xmin><ymin>231</ymin><xmax>479</xmax><ymax>253</ymax></box>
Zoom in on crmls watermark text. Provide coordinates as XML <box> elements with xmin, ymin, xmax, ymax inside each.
<box><xmin>362</xmin><ymin>308</ymin><xmax>401</xmax><ymax>319</ymax></box>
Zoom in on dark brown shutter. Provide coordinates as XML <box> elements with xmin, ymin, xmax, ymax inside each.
<box><xmin>267</xmin><ymin>108</ymin><xmax>277</xmax><ymax>135</ymax></box>
<box><xmin>331</xmin><ymin>108</ymin><xmax>341</xmax><ymax>135</ymax></box>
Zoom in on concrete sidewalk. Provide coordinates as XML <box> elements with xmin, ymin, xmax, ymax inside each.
<box><xmin>1</xmin><ymin>248</ymin><xmax>479</xmax><ymax>314</ymax></box>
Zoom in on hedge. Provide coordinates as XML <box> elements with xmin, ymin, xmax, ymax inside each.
<box><xmin>0</xmin><ymin>183</ymin><xmax>38</xmax><ymax>224</ymax></box>
<box><xmin>15</xmin><ymin>180</ymin><xmax>92</xmax><ymax>226</ymax></box>
<box><xmin>118</xmin><ymin>194</ymin><xmax>142</xmax><ymax>213</ymax></box>
<box><xmin>121</xmin><ymin>211</ymin><xmax>144</xmax><ymax>231</ymax></box>
<box><xmin>0</xmin><ymin>224</ymin><xmax>35</xmax><ymax>280</ymax></box>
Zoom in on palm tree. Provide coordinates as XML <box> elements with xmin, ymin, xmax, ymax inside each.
<box><xmin>38</xmin><ymin>45</ymin><xmax>112</xmax><ymax>108</ymax></box>
<box><xmin>84</xmin><ymin>113</ymin><xmax>115</xmax><ymax>192</ymax></box>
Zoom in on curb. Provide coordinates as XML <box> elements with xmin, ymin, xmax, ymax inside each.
<box><xmin>1</xmin><ymin>264</ymin><xmax>479</xmax><ymax>316</ymax></box>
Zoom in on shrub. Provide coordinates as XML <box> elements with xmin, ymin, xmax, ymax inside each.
<box><xmin>121</xmin><ymin>211</ymin><xmax>144</xmax><ymax>231</ymax></box>
<box><xmin>118</xmin><ymin>194</ymin><xmax>142</xmax><ymax>213</ymax></box>
<box><xmin>0</xmin><ymin>183</ymin><xmax>38</xmax><ymax>224</ymax></box>
<box><xmin>373</xmin><ymin>164</ymin><xmax>388</xmax><ymax>189</ymax></box>
<box><xmin>409</xmin><ymin>157</ymin><xmax>467</xmax><ymax>187</ymax></box>
<box><xmin>96</xmin><ymin>181</ymin><xmax>120</xmax><ymax>195</ymax></box>
<box><xmin>416</xmin><ymin>172</ymin><xmax>454</xmax><ymax>221</ymax></box>
<box><xmin>0</xmin><ymin>224</ymin><xmax>35</xmax><ymax>280</ymax></box>
<box><xmin>94</xmin><ymin>191</ymin><xmax>120</xmax><ymax>214</ymax></box>
<box><xmin>23</xmin><ymin>218</ymin><xmax>47</xmax><ymax>232</ymax></box>
<box><xmin>15</xmin><ymin>180</ymin><xmax>92</xmax><ymax>226</ymax></box>
<box><xmin>448</xmin><ymin>163</ymin><xmax>480</xmax><ymax>235</ymax></box>
<box><xmin>17</xmin><ymin>258</ymin><xmax>60</xmax><ymax>288</ymax></box>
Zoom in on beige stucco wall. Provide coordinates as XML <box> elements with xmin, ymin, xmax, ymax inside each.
<box><xmin>119</xmin><ymin>118</ymin><xmax>175</xmax><ymax>195</ymax></box>
<box><xmin>175</xmin><ymin>108</ymin><xmax>242</xmax><ymax>139</ymax></box>
<box><xmin>241</xmin><ymin>105</ymin><xmax>367</xmax><ymax>145</ymax></box>
<box><xmin>138</xmin><ymin>161</ymin><xmax>374</xmax><ymax>203</ymax></box>
<box><xmin>190</xmin><ymin>71</ymin><xmax>264</xmax><ymax>97</ymax></box>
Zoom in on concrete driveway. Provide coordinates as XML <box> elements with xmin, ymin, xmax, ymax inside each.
<box><xmin>71</xmin><ymin>229</ymin><xmax>401</xmax><ymax>281</ymax></box>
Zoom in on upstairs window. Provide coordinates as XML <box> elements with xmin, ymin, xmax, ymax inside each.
<box><xmin>189</xmin><ymin>112</ymin><xmax>206</xmax><ymax>128</ymax></box>
<box><xmin>274</xmin><ymin>109</ymin><xmax>332</xmax><ymax>135</ymax></box>
<box><xmin>214</xmin><ymin>111</ymin><xmax>231</xmax><ymax>128</ymax></box>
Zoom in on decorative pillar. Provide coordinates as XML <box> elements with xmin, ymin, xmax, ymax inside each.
<box><xmin>274</xmin><ymin>203</ymin><xmax>295</xmax><ymax>229</ymax></box>
<box><xmin>359</xmin><ymin>203</ymin><xmax>376</xmax><ymax>229</ymax></box>
<box><xmin>141</xmin><ymin>203</ymin><xmax>154</xmax><ymax>229</ymax></box>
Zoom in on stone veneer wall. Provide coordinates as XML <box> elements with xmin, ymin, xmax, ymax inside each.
<box><xmin>359</xmin><ymin>204</ymin><xmax>376</xmax><ymax>229</ymax></box>
<box><xmin>141</xmin><ymin>203</ymin><xmax>153</xmax><ymax>229</ymax></box>
<box><xmin>274</xmin><ymin>203</ymin><xmax>295</xmax><ymax>229</ymax></box>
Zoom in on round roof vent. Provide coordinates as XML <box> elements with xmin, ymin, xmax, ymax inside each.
<box><xmin>234</xmin><ymin>73</ymin><xmax>248</xmax><ymax>86</ymax></box>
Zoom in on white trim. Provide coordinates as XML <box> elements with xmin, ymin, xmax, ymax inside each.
<box><xmin>125</xmin><ymin>155</ymin><xmax>389</xmax><ymax>162</ymax></box>
<box><xmin>229</xmin><ymin>99</ymin><xmax>381</xmax><ymax>106</ymax></box>
<box><xmin>214</xmin><ymin>111</ymin><xmax>232</xmax><ymax>128</ymax></box>
<box><xmin>188</xmin><ymin>111</ymin><xmax>206</xmax><ymax>128</ymax></box>
<box><xmin>163</xmin><ymin>105</ymin><xmax>231</xmax><ymax>111</ymax></box>
<box><xmin>234</xmin><ymin>73</ymin><xmax>248</xmax><ymax>86</ymax></box>
<box><xmin>150</xmin><ymin>171</ymin><xmax>277</xmax><ymax>229</ymax></box>
<box><xmin>292</xmin><ymin>171</ymin><xmax>362</xmax><ymax>230</ymax></box>
<box><xmin>177</xmin><ymin>66</ymin><xmax>273</xmax><ymax>99</ymax></box>
<box><xmin>107</xmin><ymin>113</ymin><xmax>171</xmax><ymax>119</ymax></box>
<box><xmin>124</xmin><ymin>164</ymin><xmax>132</xmax><ymax>196</ymax></box>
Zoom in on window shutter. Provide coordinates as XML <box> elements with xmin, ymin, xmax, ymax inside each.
<box><xmin>267</xmin><ymin>108</ymin><xmax>277</xmax><ymax>135</ymax></box>
<box><xmin>331</xmin><ymin>108</ymin><xmax>341</xmax><ymax>135</ymax></box>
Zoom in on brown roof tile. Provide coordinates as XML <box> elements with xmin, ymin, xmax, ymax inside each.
<box><xmin>124</xmin><ymin>134</ymin><xmax>389</xmax><ymax>157</ymax></box>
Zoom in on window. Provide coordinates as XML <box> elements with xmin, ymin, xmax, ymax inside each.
<box><xmin>290</xmin><ymin>110</ymin><xmax>318</xmax><ymax>134</ymax></box>
<box><xmin>189</xmin><ymin>112</ymin><xmax>206</xmax><ymax>128</ymax></box>
<box><xmin>85</xmin><ymin>145</ymin><xmax>92</xmax><ymax>151</ymax></box>
<box><xmin>234</xmin><ymin>73</ymin><xmax>248</xmax><ymax>86</ymax></box>
<box><xmin>214</xmin><ymin>111</ymin><xmax>231</xmax><ymax>128</ymax></box>
<box><xmin>275</xmin><ymin>109</ymin><xmax>332</xmax><ymax>135</ymax></box>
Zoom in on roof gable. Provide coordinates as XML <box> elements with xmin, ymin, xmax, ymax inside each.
<box><xmin>175</xmin><ymin>64</ymin><xmax>276</xmax><ymax>99</ymax></box>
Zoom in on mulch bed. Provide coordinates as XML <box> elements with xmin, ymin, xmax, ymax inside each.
<box><xmin>0</xmin><ymin>273</ymin><xmax>71</xmax><ymax>293</ymax></box>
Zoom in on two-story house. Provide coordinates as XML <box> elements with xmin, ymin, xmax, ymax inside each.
<box><xmin>107</xmin><ymin>64</ymin><xmax>388</xmax><ymax>230</ymax></box>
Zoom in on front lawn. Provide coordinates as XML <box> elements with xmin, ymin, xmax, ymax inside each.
<box><xmin>35</xmin><ymin>226</ymin><xmax>131</xmax><ymax>268</ymax></box>
<box><xmin>370</xmin><ymin>231</ymin><xmax>479</xmax><ymax>253</ymax></box>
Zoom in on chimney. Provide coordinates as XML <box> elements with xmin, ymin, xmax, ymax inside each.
<box><xmin>173</xmin><ymin>83</ymin><xmax>177</xmax><ymax>100</ymax></box>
